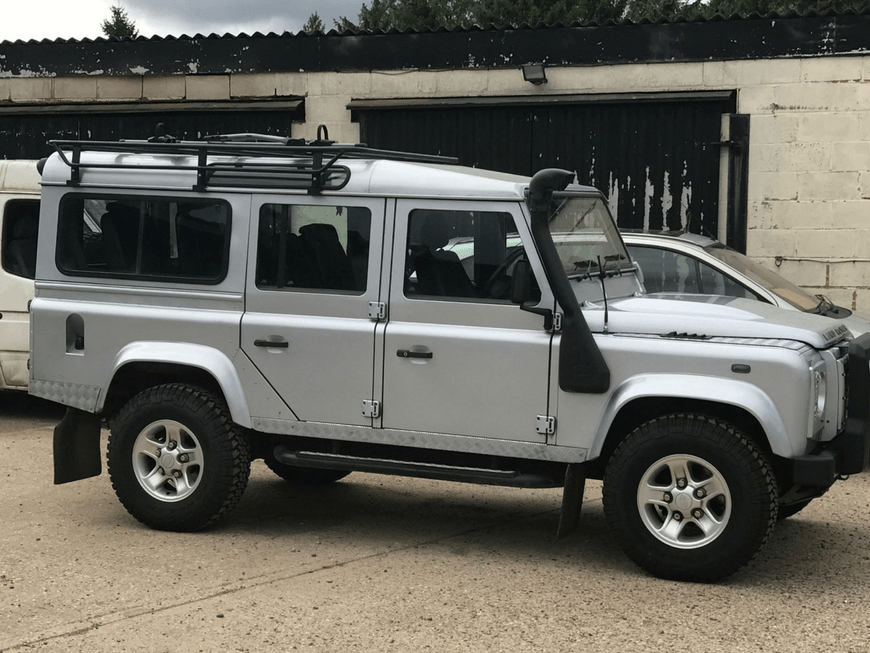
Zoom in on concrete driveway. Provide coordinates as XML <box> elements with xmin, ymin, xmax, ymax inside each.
<box><xmin>3</xmin><ymin>393</ymin><xmax>870</xmax><ymax>653</ymax></box>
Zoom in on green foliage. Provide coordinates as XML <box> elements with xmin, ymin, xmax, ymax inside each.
<box><xmin>335</xmin><ymin>0</ymin><xmax>870</xmax><ymax>30</ymax></box>
<box><xmin>304</xmin><ymin>11</ymin><xmax>326</xmax><ymax>34</ymax></box>
<box><xmin>101</xmin><ymin>4</ymin><xmax>139</xmax><ymax>40</ymax></box>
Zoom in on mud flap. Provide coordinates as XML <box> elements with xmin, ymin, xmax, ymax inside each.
<box><xmin>53</xmin><ymin>408</ymin><xmax>103</xmax><ymax>484</ymax></box>
<box><xmin>556</xmin><ymin>463</ymin><xmax>586</xmax><ymax>538</ymax></box>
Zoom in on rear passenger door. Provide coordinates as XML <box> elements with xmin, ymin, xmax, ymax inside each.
<box><xmin>241</xmin><ymin>196</ymin><xmax>385</xmax><ymax>426</ymax></box>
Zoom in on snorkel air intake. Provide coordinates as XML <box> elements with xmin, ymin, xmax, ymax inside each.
<box><xmin>527</xmin><ymin>169</ymin><xmax>610</xmax><ymax>394</ymax></box>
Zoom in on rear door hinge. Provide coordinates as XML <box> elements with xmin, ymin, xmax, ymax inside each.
<box><xmin>362</xmin><ymin>400</ymin><xmax>381</xmax><ymax>418</ymax></box>
<box><xmin>368</xmin><ymin>302</ymin><xmax>386</xmax><ymax>320</ymax></box>
<box><xmin>536</xmin><ymin>415</ymin><xmax>556</xmax><ymax>436</ymax></box>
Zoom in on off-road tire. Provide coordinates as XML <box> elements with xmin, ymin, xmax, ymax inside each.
<box><xmin>107</xmin><ymin>384</ymin><xmax>251</xmax><ymax>532</ymax></box>
<box><xmin>602</xmin><ymin>414</ymin><xmax>778</xmax><ymax>583</ymax></box>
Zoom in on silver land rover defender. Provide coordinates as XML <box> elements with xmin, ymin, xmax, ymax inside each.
<box><xmin>31</xmin><ymin>133</ymin><xmax>870</xmax><ymax>582</ymax></box>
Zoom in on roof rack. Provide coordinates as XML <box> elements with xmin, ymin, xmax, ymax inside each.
<box><xmin>49</xmin><ymin>127</ymin><xmax>458</xmax><ymax>194</ymax></box>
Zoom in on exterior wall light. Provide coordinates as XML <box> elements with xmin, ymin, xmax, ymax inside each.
<box><xmin>522</xmin><ymin>64</ymin><xmax>547</xmax><ymax>86</ymax></box>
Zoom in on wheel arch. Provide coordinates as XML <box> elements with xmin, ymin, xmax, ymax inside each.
<box><xmin>99</xmin><ymin>342</ymin><xmax>252</xmax><ymax>428</ymax></box>
<box><xmin>586</xmin><ymin>375</ymin><xmax>790</xmax><ymax>476</ymax></box>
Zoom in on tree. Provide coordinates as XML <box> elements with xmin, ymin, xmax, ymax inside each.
<box><xmin>303</xmin><ymin>11</ymin><xmax>326</xmax><ymax>34</ymax></box>
<box><xmin>101</xmin><ymin>4</ymin><xmax>139</xmax><ymax>40</ymax></box>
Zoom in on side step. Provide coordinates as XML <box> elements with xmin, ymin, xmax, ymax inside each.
<box><xmin>273</xmin><ymin>446</ymin><xmax>561</xmax><ymax>488</ymax></box>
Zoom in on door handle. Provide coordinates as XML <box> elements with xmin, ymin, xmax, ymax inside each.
<box><xmin>397</xmin><ymin>349</ymin><xmax>433</xmax><ymax>359</ymax></box>
<box><xmin>254</xmin><ymin>339</ymin><xmax>289</xmax><ymax>348</ymax></box>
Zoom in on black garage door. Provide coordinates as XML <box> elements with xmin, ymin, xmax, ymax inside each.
<box><xmin>353</xmin><ymin>92</ymin><xmax>737</xmax><ymax>239</ymax></box>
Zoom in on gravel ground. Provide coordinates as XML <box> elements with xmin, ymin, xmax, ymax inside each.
<box><xmin>3</xmin><ymin>393</ymin><xmax>870</xmax><ymax>652</ymax></box>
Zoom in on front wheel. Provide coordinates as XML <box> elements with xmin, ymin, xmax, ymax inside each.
<box><xmin>107</xmin><ymin>384</ymin><xmax>251</xmax><ymax>532</ymax></box>
<box><xmin>603</xmin><ymin>414</ymin><xmax>777</xmax><ymax>583</ymax></box>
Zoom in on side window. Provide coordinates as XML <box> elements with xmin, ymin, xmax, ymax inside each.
<box><xmin>630</xmin><ymin>246</ymin><xmax>699</xmax><ymax>294</ymax></box>
<box><xmin>404</xmin><ymin>209</ymin><xmax>524</xmax><ymax>301</ymax></box>
<box><xmin>256</xmin><ymin>204</ymin><xmax>371</xmax><ymax>294</ymax></box>
<box><xmin>2</xmin><ymin>199</ymin><xmax>40</xmax><ymax>280</ymax></box>
<box><xmin>57</xmin><ymin>195</ymin><xmax>230</xmax><ymax>283</ymax></box>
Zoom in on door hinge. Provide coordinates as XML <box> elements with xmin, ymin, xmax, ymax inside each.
<box><xmin>362</xmin><ymin>400</ymin><xmax>381</xmax><ymax>418</ymax></box>
<box><xmin>368</xmin><ymin>301</ymin><xmax>386</xmax><ymax>320</ymax></box>
<box><xmin>536</xmin><ymin>415</ymin><xmax>556</xmax><ymax>436</ymax></box>
<box><xmin>552</xmin><ymin>312</ymin><xmax>563</xmax><ymax>332</ymax></box>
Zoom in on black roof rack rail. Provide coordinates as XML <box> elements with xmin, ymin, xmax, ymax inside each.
<box><xmin>48</xmin><ymin>131</ymin><xmax>459</xmax><ymax>194</ymax></box>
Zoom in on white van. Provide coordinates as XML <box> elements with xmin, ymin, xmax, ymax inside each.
<box><xmin>0</xmin><ymin>160</ymin><xmax>40</xmax><ymax>390</ymax></box>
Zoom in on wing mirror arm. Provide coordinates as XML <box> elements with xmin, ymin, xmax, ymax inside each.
<box><xmin>511</xmin><ymin>258</ymin><xmax>554</xmax><ymax>330</ymax></box>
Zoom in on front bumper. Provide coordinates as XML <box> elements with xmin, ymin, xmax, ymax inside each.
<box><xmin>789</xmin><ymin>333</ymin><xmax>870</xmax><ymax>487</ymax></box>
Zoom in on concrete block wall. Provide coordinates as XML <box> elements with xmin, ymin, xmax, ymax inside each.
<box><xmin>2</xmin><ymin>54</ymin><xmax>869</xmax><ymax>310</ymax></box>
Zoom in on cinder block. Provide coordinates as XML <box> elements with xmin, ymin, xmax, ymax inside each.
<box><xmin>433</xmin><ymin>70</ymin><xmax>491</xmax><ymax>96</ymax></box>
<box><xmin>10</xmin><ymin>78</ymin><xmax>52</xmax><ymax>101</ymax></box>
<box><xmin>371</xmin><ymin>70</ymin><xmax>427</xmax><ymax>97</ymax></box>
<box><xmin>764</xmin><ymin>200</ymin><xmax>834</xmax><ymax>230</ymax></box>
<box><xmin>305</xmin><ymin>95</ymin><xmax>352</xmax><ymax>124</ymax></box>
<box><xmin>747</xmin><ymin>172</ymin><xmax>799</xmax><ymax>201</ymax></box>
<box><xmin>832</xmin><ymin>142</ymin><xmax>870</xmax><ymax>173</ymax></box>
<box><xmin>775</xmin><ymin>82</ymin><xmax>858</xmax><ymax>113</ymax></box>
<box><xmin>274</xmin><ymin>73</ymin><xmax>309</xmax><ymax>98</ymax></box>
<box><xmin>230</xmin><ymin>73</ymin><xmax>280</xmax><ymax>98</ymax></box>
<box><xmin>751</xmin><ymin>114</ymin><xmax>799</xmax><ymax>145</ymax></box>
<box><xmin>861</xmin><ymin>172</ymin><xmax>870</xmax><ymax>199</ymax></box>
<box><xmin>97</xmin><ymin>76</ymin><xmax>142</xmax><ymax>100</ymax></box>
<box><xmin>796</xmin><ymin>228</ymin><xmax>858</xmax><ymax>258</ymax></box>
<box><xmin>186</xmin><ymin>75</ymin><xmax>230</xmax><ymax>100</ymax></box>
<box><xmin>749</xmin><ymin>143</ymin><xmax>779</xmax><ymax>173</ymax></box>
<box><xmin>317</xmin><ymin>72</ymin><xmax>372</xmax><ymax>97</ymax></box>
<box><xmin>832</xmin><ymin>200</ymin><xmax>870</xmax><ymax>229</ymax></box>
<box><xmin>745</xmin><ymin>228</ymin><xmax>797</xmax><ymax>257</ymax></box>
<box><xmin>738</xmin><ymin>85</ymin><xmax>776</xmax><ymax>114</ymax></box>
<box><xmin>797</xmin><ymin>112</ymin><xmax>862</xmax><ymax>143</ymax></box>
<box><xmin>776</xmin><ymin>142</ymin><xmax>832</xmax><ymax>173</ymax></box>
<box><xmin>829</xmin><ymin>260</ymin><xmax>870</xmax><ymax>287</ymax></box>
<box><xmin>53</xmin><ymin>77</ymin><xmax>97</xmax><ymax>100</ymax></box>
<box><xmin>143</xmin><ymin>75</ymin><xmax>185</xmax><ymax>100</ymax></box>
<box><xmin>797</xmin><ymin>171</ymin><xmax>861</xmax><ymax>201</ymax></box>
<box><xmin>0</xmin><ymin>80</ymin><xmax>11</xmax><ymax>102</ymax></box>
<box><xmin>801</xmin><ymin>57</ymin><xmax>864</xmax><ymax>83</ymax></box>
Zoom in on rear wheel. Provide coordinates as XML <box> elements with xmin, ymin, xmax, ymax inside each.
<box><xmin>603</xmin><ymin>414</ymin><xmax>777</xmax><ymax>582</ymax></box>
<box><xmin>107</xmin><ymin>384</ymin><xmax>251</xmax><ymax>532</ymax></box>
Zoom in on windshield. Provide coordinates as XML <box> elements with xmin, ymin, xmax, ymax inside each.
<box><xmin>548</xmin><ymin>195</ymin><xmax>632</xmax><ymax>279</ymax></box>
<box><xmin>704</xmin><ymin>243</ymin><xmax>822</xmax><ymax>312</ymax></box>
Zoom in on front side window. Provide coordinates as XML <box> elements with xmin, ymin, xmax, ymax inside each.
<box><xmin>57</xmin><ymin>195</ymin><xmax>230</xmax><ymax>283</ymax></box>
<box><xmin>256</xmin><ymin>203</ymin><xmax>371</xmax><ymax>294</ymax></box>
<box><xmin>404</xmin><ymin>209</ymin><xmax>522</xmax><ymax>301</ymax></box>
<box><xmin>2</xmin><ymin>199</ymin><xmax>40</xmax><ymax>280</ymax></box>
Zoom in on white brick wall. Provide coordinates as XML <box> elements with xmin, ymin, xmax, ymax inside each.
<box><xmin>2</xmin><ymin>53</ymin><xmax>868</xmax><ymax>310</ymax></box>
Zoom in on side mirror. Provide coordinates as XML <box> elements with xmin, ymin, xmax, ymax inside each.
<box><xmin>510</xmin><ymin>258</ymin><xmax>534</xmax><ymax>305</ymax></box>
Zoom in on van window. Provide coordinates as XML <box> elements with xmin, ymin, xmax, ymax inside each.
<box><xmin>255</xmin><ymin>204</ymin><xmax>371</xmax><ymax>294</ymax></box>
<box><xmin>2</xmin><ymin>199</ymin><xmax>40</xmax><ymax>280</ymax></box>
<box><xmin>56</xmin><ymin>195</ymin><xmax>230</xmax><ymax>283</ymax></box>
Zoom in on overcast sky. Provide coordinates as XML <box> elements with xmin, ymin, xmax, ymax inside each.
<box><xmin>1</xmin><ymin>0</ymin><xmax>364</xmax><ymax>43</ymax></box>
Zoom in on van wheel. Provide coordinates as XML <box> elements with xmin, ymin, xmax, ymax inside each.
<box><xmin>107</xmin><ymin>384</ymin><xmax>251</xmax><ymax>532</ymax></box>
<box><xmin>602</xmin><ymin>414</ymin><xmax>777</xmax><ymax>583</ymax></box>
<box><xmin>264</xmin><ymin>452</ymin><xmax>351</xmax><ymax>485</ymax></box>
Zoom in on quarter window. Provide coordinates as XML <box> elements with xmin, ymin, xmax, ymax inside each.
<box><xmin>2</xmin><ymin>199</ymin><xmax>39</xmax><ymax>280</ymax></box>
<box><xmin>57</xmin><ymin>195</ymin><xmax>230</xmax><ymax>283</ymax></box>
<box><xmin>256</xmin><ymin>204</ymin><xmax>371</xmax><ymax>294</ymax></box>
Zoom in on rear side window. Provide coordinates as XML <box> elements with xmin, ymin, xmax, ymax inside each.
<box><xmin>2</xmin><ymin>199</ymin><xmax>40</xmax><ymax>280</ymax></box>
<box><xmin>57</xmin><ymin>195</ymin><xmax>231</xmax><ymax>283</ymax></box>
<box><xmin>255</xmin><ymin>203</ymin><xmax>372</xmax><ymax>294</ymax></box>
